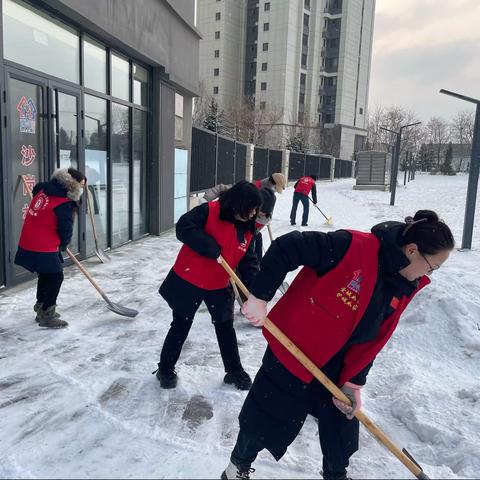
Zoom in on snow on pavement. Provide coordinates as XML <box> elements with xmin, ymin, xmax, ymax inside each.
<box><xmin>0</xmin><ymin>173</ymin><xmax>479</xmax><ymax>479</ymax></box>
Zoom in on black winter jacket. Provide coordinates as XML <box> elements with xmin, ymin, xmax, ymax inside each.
<box><xmin>251</xmin><ymin>221</ymin><xmax>416</xmax><ymax>384</ymax></box>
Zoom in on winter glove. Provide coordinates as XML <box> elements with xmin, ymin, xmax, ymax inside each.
<box><xmin>332</xmin><ymin>381</ymin><xmax>362</xmax><ymax>420</ymax></box>
<box><xmin>60</xmin><ymin>244</ymin><xmax>68</xmax><ymax>252</ymax></box>
<box><xmin>241</xmin><ymin>294</ymin><xmax>268</xmax><ymax>327</ymax></box>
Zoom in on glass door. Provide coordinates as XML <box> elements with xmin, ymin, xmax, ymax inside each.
<box><xmin>51</xmin><ymin>85</ymin><xmax>83</xmax><ymax>255</ymax></box>
<box><xmin>6</xmin><ymin>71</ymin><xmax>48</xmax><ymax>283</ymax></box>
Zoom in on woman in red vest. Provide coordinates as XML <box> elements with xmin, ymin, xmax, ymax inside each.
<box><xmin>290</xmin><ymin>174</ymin><xmax>317</xmax><ymax>226</ymax></box>
<box><xmin>221</xmin><ymin>210</ymin><xmax>454</xmax><ymax>480</ymax></box>
<box><xmin>15</xmin><ymin>168</ymin><xmax>86</xmax><ymax>328</ymax></box>
<box><xmin>154</xmin><ymin>181</ymin><xmax>262</xmax><ymax>391</ymax></box>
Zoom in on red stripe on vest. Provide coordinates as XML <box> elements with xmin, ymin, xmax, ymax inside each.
<box><xmin>173</xmin><ymin>201</ymin><xmax>253</xmax><ymax>290</ymax></box>
<box><xmin>18</xmin><ymin>189</ymin><xmax>71</xmax><ymax>252</ymax></box>
<box><xmin>294</xmin><ymin>176</ymin><xmax>315</xmax><ymax>195</ymax></box>
<box><xmin>264</xmin><ymin>230</ymin><xmax>430</xmax><ymax>385</ymax></box>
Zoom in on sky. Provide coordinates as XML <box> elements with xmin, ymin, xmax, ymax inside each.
<box><xmin>369</xmin><ymin>0</ymin><xmax>480</xmax><ymax>122</ymax></box>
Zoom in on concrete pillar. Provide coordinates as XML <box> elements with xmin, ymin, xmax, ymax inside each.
<box><xmin>245</xmin><ymin>144</ymin><xmax>254</xmax><ymax>181</ymax></box>
<box><xmin>330</xmin><ymin>156</ymin><xmax>336</xmax><ymax>181</ymax></box>
<box><xmin>282</xmin><ymin>149</ymin><xmax>290</xmax><ymax>184</ymax></box>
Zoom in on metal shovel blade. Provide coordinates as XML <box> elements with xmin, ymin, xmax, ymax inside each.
<box><xmin>105</xmin><ymin>301</ymin><xmax>139</xmax><ymax>318</ymax></box>
<box><xmin>279</xmin><ymin>281</ymin><xmax>289</xmax><ymax>294</ymax></box>
<box><xmin>96</xmin><ymin>247</ymin><xmax>111</xmax><ymax>263</ymax></box>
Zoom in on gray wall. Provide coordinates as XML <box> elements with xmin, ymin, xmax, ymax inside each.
<box><xmin>40</xmin><ymin>0</ymin><xmax>201</xmax><ymax>96</ymax></box>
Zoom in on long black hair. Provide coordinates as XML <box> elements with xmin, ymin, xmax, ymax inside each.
<box><xmin>218</xmin><ymin>180</ymin><xmax>261</xmax><ymax>222</ymax></box>
<box><xmin>402</xmin><ymin>210</ymin><xmax>454</xmax><ymax>254</ymax></box>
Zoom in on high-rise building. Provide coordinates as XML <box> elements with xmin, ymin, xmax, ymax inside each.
<box><xmin>197</xmin><ymin>0</ymin><xmax>375</xmax><ymax>160</ymax></box>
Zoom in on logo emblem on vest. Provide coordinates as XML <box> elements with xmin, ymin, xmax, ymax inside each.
<box><xmin>238</xmin><ymin>241</ymin><xmax>248</xmax><ymax>253</ymax></box>
<box><xmin>336</xmin><ymin>270</ymin><xmax>362</xmax><ymax>312</ymax></box>
<box><xmin>29</xmin><ymin>193</ymin><xmax>49</xmax><ymax>217</ymax></box>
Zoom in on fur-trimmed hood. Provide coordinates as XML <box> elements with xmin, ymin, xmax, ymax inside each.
<box><xmin>51</xmin><ymin>168</ymin><xmax>84</xmax><ymax>202</ymax></box>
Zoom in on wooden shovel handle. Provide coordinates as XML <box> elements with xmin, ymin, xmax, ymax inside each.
<box><xmin>218</xmin><ymin>255</ymin><xmax>425</xmax><ymax>479</ymax></box>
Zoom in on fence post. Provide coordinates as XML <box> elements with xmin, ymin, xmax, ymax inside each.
<box><xmin>330</xmin><ymin>157</ymin><xmax>336</xmax><ymax>181</ymax></box>
<box><xmin>245</xmin><ymin>143</ymin><xmax>254</xmax><ymax>182</ymax></box>
<box><xmin>282</xmin><ymin>149</ymin><xmax>290</xmax><ymax>184</ymax></box>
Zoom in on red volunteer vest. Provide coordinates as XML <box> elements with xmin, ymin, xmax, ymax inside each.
<box><xmin>173</xmin><ymin>201</ymin><xmax>254</xmax><ymax>290</ymax></box>
<box><xmin>254</xmin><ymin>179</ymin><xmax>262</xmax><ymax>189</ymax></box>
<box><xmin>264</xmin><ymin>230</ymin><xmax>430</xmax><ymax>385</ymax></box>
<box><xmin>18</xmin><ymin>189</ymin><xmax>71</xmax><ymax>253</ymax></box>
<box><xmin>295</xmin><ymin>176</ymin><xmax>315</xmax><ymax>195</ymax></box>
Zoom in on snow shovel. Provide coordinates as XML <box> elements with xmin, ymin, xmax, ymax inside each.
<box><xmin>21</xmin><ymin>175</ymin><xmax>138</xmax><ymax>318</ymax></box>
<box><xmin>266</xmin><ymin>224</ymin><xmax>289</xmax><ymax>294</ymax></box>
<box><xmin>308</xmin><ymin>197</ymin><xmax>333</xmax><ymax>225</ymax></box>
<box><xmin>230</xmin><ymin>278</ymin><xmax>244</xmax><ymax>308</ymax></box>
<box><xmin>218</xmin><ymin>254</ymin><xmax>430</xmax><ymax>480</ymax></box>
<box><xmin>85</xmin><ymin>183</ymin><xmax>111</xmax><ymax>263</ymax></box>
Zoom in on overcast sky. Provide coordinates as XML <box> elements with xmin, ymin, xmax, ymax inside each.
<box><xmin>369</xmin><ymin>0</ymin><xmax>480</xmax><ymax>121</ymax></box>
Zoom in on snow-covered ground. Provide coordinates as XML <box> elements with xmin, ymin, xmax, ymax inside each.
<box><xmin>1</xmin><ymin>173</ymin><xmax>479</xmax><ymax>479</ymax></box>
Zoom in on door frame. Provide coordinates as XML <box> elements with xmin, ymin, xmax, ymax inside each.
<box><xmin>3</xmin><ymin>65</ymin><xmax>85</xmax><ymax>285</ymax></box>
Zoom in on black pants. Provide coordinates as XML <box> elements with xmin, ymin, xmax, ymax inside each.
<box><xmin>36</xmin><ymin>271</ymin><xmax>64</xmax><ymax>310</ymax></box>
<box><xmin>231</xmin><ymin>351</ymin><xmax>359</xmax><ymax>479</ymax></box>
<box><xmin>159</xmin><ymin>286</ymin><xmax>243</xmax><ymax>374</ymax></box>
<box><xmin>290</xmin><ymin>192</ymin><xmax>310</xmax><ymax>225</ymax></box>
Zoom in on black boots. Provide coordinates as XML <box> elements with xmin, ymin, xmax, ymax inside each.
<box><xmin>224</xmin><ymin>370</ymin><xmax>252</xmax><ymax>391</ymax></box>
<box><xmin>221</xmin><ymin>461</ymin><xmax>255</xmax><ymax>480</ymax></box>
<box><xmin>35</xmin><ymin>305</ymin><xmax>68</xmax><ymax>328</ymax></box>
<box><xmin>153</xmin><ymin>364</ymin><xmax>178</xmax><ymax>389</ymax></box>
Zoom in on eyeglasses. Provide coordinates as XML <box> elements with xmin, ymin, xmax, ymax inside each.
<box><xmin>420</xmin><ymin>252</ymin><xmax>439</xmax><ymax>275</ymax></box>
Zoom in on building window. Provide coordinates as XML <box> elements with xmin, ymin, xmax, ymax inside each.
<box><xmin>359</xmin><ymin>107</ymin><xmax>364</xmax><ymax>115</ymax></box>
<box><xmin>133</xmin><ymin>64</ymin><xmax>149</xmax><ymax>106</ymax></box>
<box><xmin>84</xmin><ymin>37</ymin><xmax>107</xmax><ymax>93</ymax></box>
<box><xmin>216</xmin><ymin>12</ymin><xmax>221</xmax><ymax>20</ymax></box>
<box><xmin>260</xmin><ymin>101</ymin><xmax>266</xmax><ymax>110</ymax></box>
<box><xmin>264</xmin><ymin>2</ymin><xmax>270</xmax><ymax>11</ymax></box>
<box><xmin>3</xmin><ymin>0</ymin><xmax>80</xmax><ymax>83</ymax></box>
<box><xmin>298</xmin><ymin>111</ymin><xmax>304</xmax><ymax>123</ymax></box>
<box><xmin>214</xmin><ymin>68</ymin><xmax>219</xmax><ymax>76</ymax></box>
<box><xmin>213</xmin><ymin>86</ymin><xmax>219</xmax><ymax>94</ymax></box>
<box><xmin>303</xmin><ymin>13</ymin><xmax>309</xmax><ymax>27</ymax></box>
<box><xmin>175</xmin><ymin>93</ymin><xmax>184</xmax><ymax>142</ymax></box>
<box><xmin>214</xmin><ymin>49</ymin><xmax>220</xmax><ymax>58</ymax></box>
<box><xmin>263</xmin><ymin>42</ymin><xmax>269</xmax><ymax>51</ymax></box>
<box><xmin>263</xmin><ymin>22</ymin><xmax>269</xmax><ymax>31</ymax></box>
<box><xmin>305</xmin><ymin>0</ymin><xmax>311</xmax><ymax>10</ymax></box>
<box><xmin>261</xmin><ymin>62</ymin><xmax>268</xmax><ymax>71</ymax></box>
<box><xmin>325</xmin><ymin>113</ymin><xmax>333</xmax><ymax>123</ymax></box>
<box><xmin>301</xmin><ymin>54</ymin><xmax>307</xmax><ymax>68</ymax></box>
<box><xmin>111</xmin><ymin>54</ymin><xmax>130</xmax><ymax>101</ymax></box>
<box><xmin>261</xmin><ymin>82</ymin><xmax>267</xmax><ymax>91</ymax></box>
<box><xmin>215</xmin><ymin>31</ymin><xmax>220</xmax><ymax>39</ymax></box>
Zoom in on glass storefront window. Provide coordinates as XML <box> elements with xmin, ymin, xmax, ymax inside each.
<box><xmin>111</xmin><ymin>103</ymin><xmax>130</xmax><ymax>246</ymax></box>
<box><xmin>133</xmin><ymin>64</ymin><xmax>148</xmax><ymax>106</ymax></box>
<box><xmin>133</xmin><ymin>110</ymin><xmax>148</xmax><ymax>238</ymax></box>
<box><xmin>174</xmin><ymin>149</ymin><xmax>188</xmax><ymax>222</ymax></box>
<box><xmin>84</xmin><ymin>95</ymin><xmax>108</xmax><ymax>253</ymax></box>
<box><xmin>83</xmin><ymin>37</ymin><xmax>107</xmax><ymax>93</ymax></box>
<box><xmin>3</xmin><ymin>0</ymin><xmax>79</xmax><ymax>83</ymax></box>
<box><xmin>111</xmin><ymin>54</ymin><xmax>130</xmax><ymax>101</ymax></box>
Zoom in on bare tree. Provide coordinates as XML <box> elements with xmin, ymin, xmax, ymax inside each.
<box><xmin>425</xmin><ymin>116</ymin><xmax>451</xmax><ymax>169</ymax></box>
<box><xmin>192</xmin><ymin>81</ymin><xmax>213</xmax><ymax>128</ymax></box>
<box><xmin>450</xmin><ymin>110</ymin><xmax>474</xmax><ymax>171</ymax></box>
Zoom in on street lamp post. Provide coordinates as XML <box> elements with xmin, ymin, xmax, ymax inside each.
<box><xmin>440</xmin><ymin>89</ymin><xmax>480</xmax><ymax>249</ymax></box>
<box><xmin>381</xmin><ymin>122</ymin><xmax>421</xmax><ymax>206</ymax></box>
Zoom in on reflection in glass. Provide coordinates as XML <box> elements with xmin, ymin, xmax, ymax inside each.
<box><xmin>9</xmin><ymin>78</ymin><xmax>44</xmax><ymax>279</ymax></box>
<box><xmin>111</xmin><ymin>54</ymin><xmax>129</xmax><ymax>101</ymax></box>
<box><xmin>3</xmin><ymin>0</ymin><xmax>79</xmax><ymax>83</ymax></box>
<box><xmin>111</xmin><ymin>103</ymin><xmax>130</xmax><ymax>246</ymax></box>
<box><xmin>54</xmin><ymin>91</ymin><xmax>79</xmax><ymax>253</ymax></box>
<box><xmin>133</xmin><ymin>64</ymin><xmax>148</xmax><ymax>106</ymax></box>
<box><xmin>133</xmin><ymin>110</ymin><xmax>148</xmax><ymax>238</ymax></box>
<box><xmin>83</xmin><ymin>37</ymin><xmax>107</xmax><ymax>93</ymax></box>
<box><xmin>84</xmin><ymin>95</ymin><xmax>108</xmax><ymax>253</ymax></box>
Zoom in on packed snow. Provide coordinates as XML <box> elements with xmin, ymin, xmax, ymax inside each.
<box><xmin>0</xmin><ymin>173</ymin><xmax>479</xmax><ymax>479</ymax></box>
